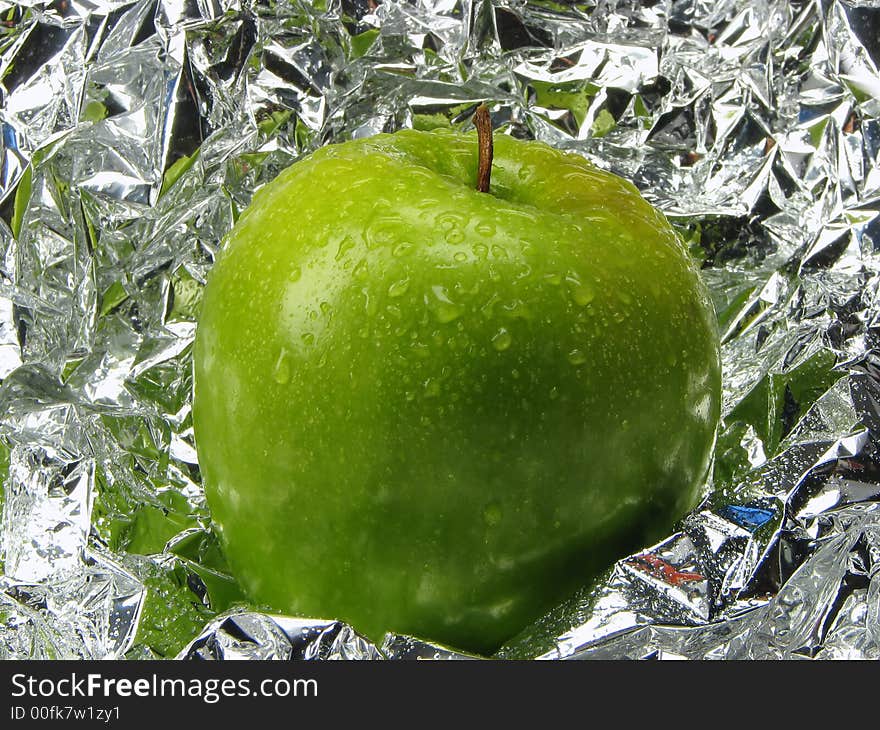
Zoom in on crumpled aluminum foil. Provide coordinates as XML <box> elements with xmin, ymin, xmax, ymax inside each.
<box><xmin>1</xmin><ymin>0</ymin><xmax>879</xmax><ymax>660</ymax></box>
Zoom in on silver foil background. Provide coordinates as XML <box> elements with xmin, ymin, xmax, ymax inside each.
<box><xmin>1</xmin><ymin>0</ymin><xmax>879</xmax><ymax>660</ymax></box>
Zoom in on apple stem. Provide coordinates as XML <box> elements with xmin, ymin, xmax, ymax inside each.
<box><xmin>474</xmin><ymin>104</ymin><xmax>493</xmax><ymax>194</ymax></box>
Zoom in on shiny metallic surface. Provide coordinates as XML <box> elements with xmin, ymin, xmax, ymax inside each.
<box><xmin>181</xmin><ymin>612</ymin><xmax>383</xmax><ymax>660</ymax></box>
<box><xmin>1</xmin><ymin>0</ymin><xmax>879</xmax><ymax>659</ymax></box>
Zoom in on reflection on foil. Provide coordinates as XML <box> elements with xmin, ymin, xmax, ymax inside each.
<box><xmin>1</xmin><ymin>0</ymin><xmax>880</xmax><ymax>659</ymax></box>
<box><xmin>181</xmin><ymin>612</ymin><xmax>382</xmax><ymax>661</ymax></box>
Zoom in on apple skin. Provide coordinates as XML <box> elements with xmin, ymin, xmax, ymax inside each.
<box><xmin>192</xmin><ymin>128</ymin><xmax>721</xmax><ymax>655</ymax></box>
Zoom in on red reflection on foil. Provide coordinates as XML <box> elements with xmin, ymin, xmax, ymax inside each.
<box><xmin>627</xmin><ymin>553</ymin><xmax>704</xmax><ymax>587</ymax></box>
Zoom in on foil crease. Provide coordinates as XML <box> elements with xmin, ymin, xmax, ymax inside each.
<box><xmin>1</xmin><ymin>0</ymin><xmax>879</xmax><ymax>660</ymax></box>
<box><xmin>181</xmin><ymin>612</ymin><xmax>383</xmax><ymax>660</ymax></box>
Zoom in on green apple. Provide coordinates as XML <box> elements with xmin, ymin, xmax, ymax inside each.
<box><xmin>192</xmin><ymin>124</ymin><xmax>721</xmax><ymax>655</ymax></box>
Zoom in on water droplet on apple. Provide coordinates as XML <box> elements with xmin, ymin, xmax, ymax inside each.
<box><xmin>392</xmin><ymin>242</ymin><xmax>413</xmax><ymax>257</ymax></box>
<box><xmin>473</xmin><ymin>243</ymin><xmax>488</xmax><ymax>259</ymax></box>
<box><xmin>388</xmin><ymin>278</ymin><xmax>410</xmax><ymax>298</ymax></box>
<box><xmin>491</xmin><ymin>328</ymin><xmax>512</xmax><ymax>351</ymax></box>
<box><xmin>273</xmin><ymin>350</ymin><xmax>291</xmax><ymax>384</ymax></box>
<box><xmin>301</xmin><ymin>333</ymin><xmax>315</xmax><ymax>346</ymax></box>
<box><xmin>434</xmin><ymin>304</ymin><xmax>463</xmax><ymax>323</ymax></box>
<box><xmin>516</xmin><ymin>264</ymin><xmax>533</xmax><ymax>281</ymax></box>
<box><xmin>288</xmin><ymin>266</ymin><xmax>302</xmax><ymax>283</ymax></box>
<box><xmin>483</xmin><ymin>502</ymin><xmax>502</xmax><ymax>527</ymax></box>
<box><xmin>502</xmin><ymin>299</ymin><xmax>531</xmax><ymax>320</ymax></box>
<box><xmin>366</xmin><ymin>217</ymin><xmax>402</xmax><ymax>249</ymax></box>
<box><xmin>445</xmin><ymin>229</ymin><xmax>464</xmax><ymax>245</ymax></box>
<box><xmin>454</xmin><ymin>251</ymin><xmax>467</xmax><ymax>262</ymax></box>
<box><xmin>573</xmin><ymin>283</ymin><xmax>595</xmax><ymax>306</ymax></box>
<box><xmin>428</xmin><ymin>285</ymin><xmax>464</xmax><ymax>323</ymax></box>
<box><xmin>549</xmin><ymin>386</ymin><xmax>559</xmax><ymax>400</ymax></box>
<box><xmin>544</xmin><ymin>272</ymin><xmax>562</xmax><ymax>286</ymax></box>
<box><xmin>353</xmin><ymin>259</ymin><xmax>368</xmax><ymax>280</ymax></box>
<box><xmin>335</xmin><ymin>235</ymin><xmax>356</xmax><ymax>261</ymax></box>
<box><xmin>437</xmin><ymin>212</ymin><xmax>464</xmax><ymax>231</ymax></box>
<box><xmin>363</xmin><ymin>288</ymin><xmax>378</xmax><ymax>316</ymax></box>
<box><xmin>567</xmin><ymin>349</ymin><xmax>587</xmax><ymax>365</ymax></box>
<box><xmin>475</xmin><ymin>221</ymin><xmax>496</xmax><ymax>237</ymax></box>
